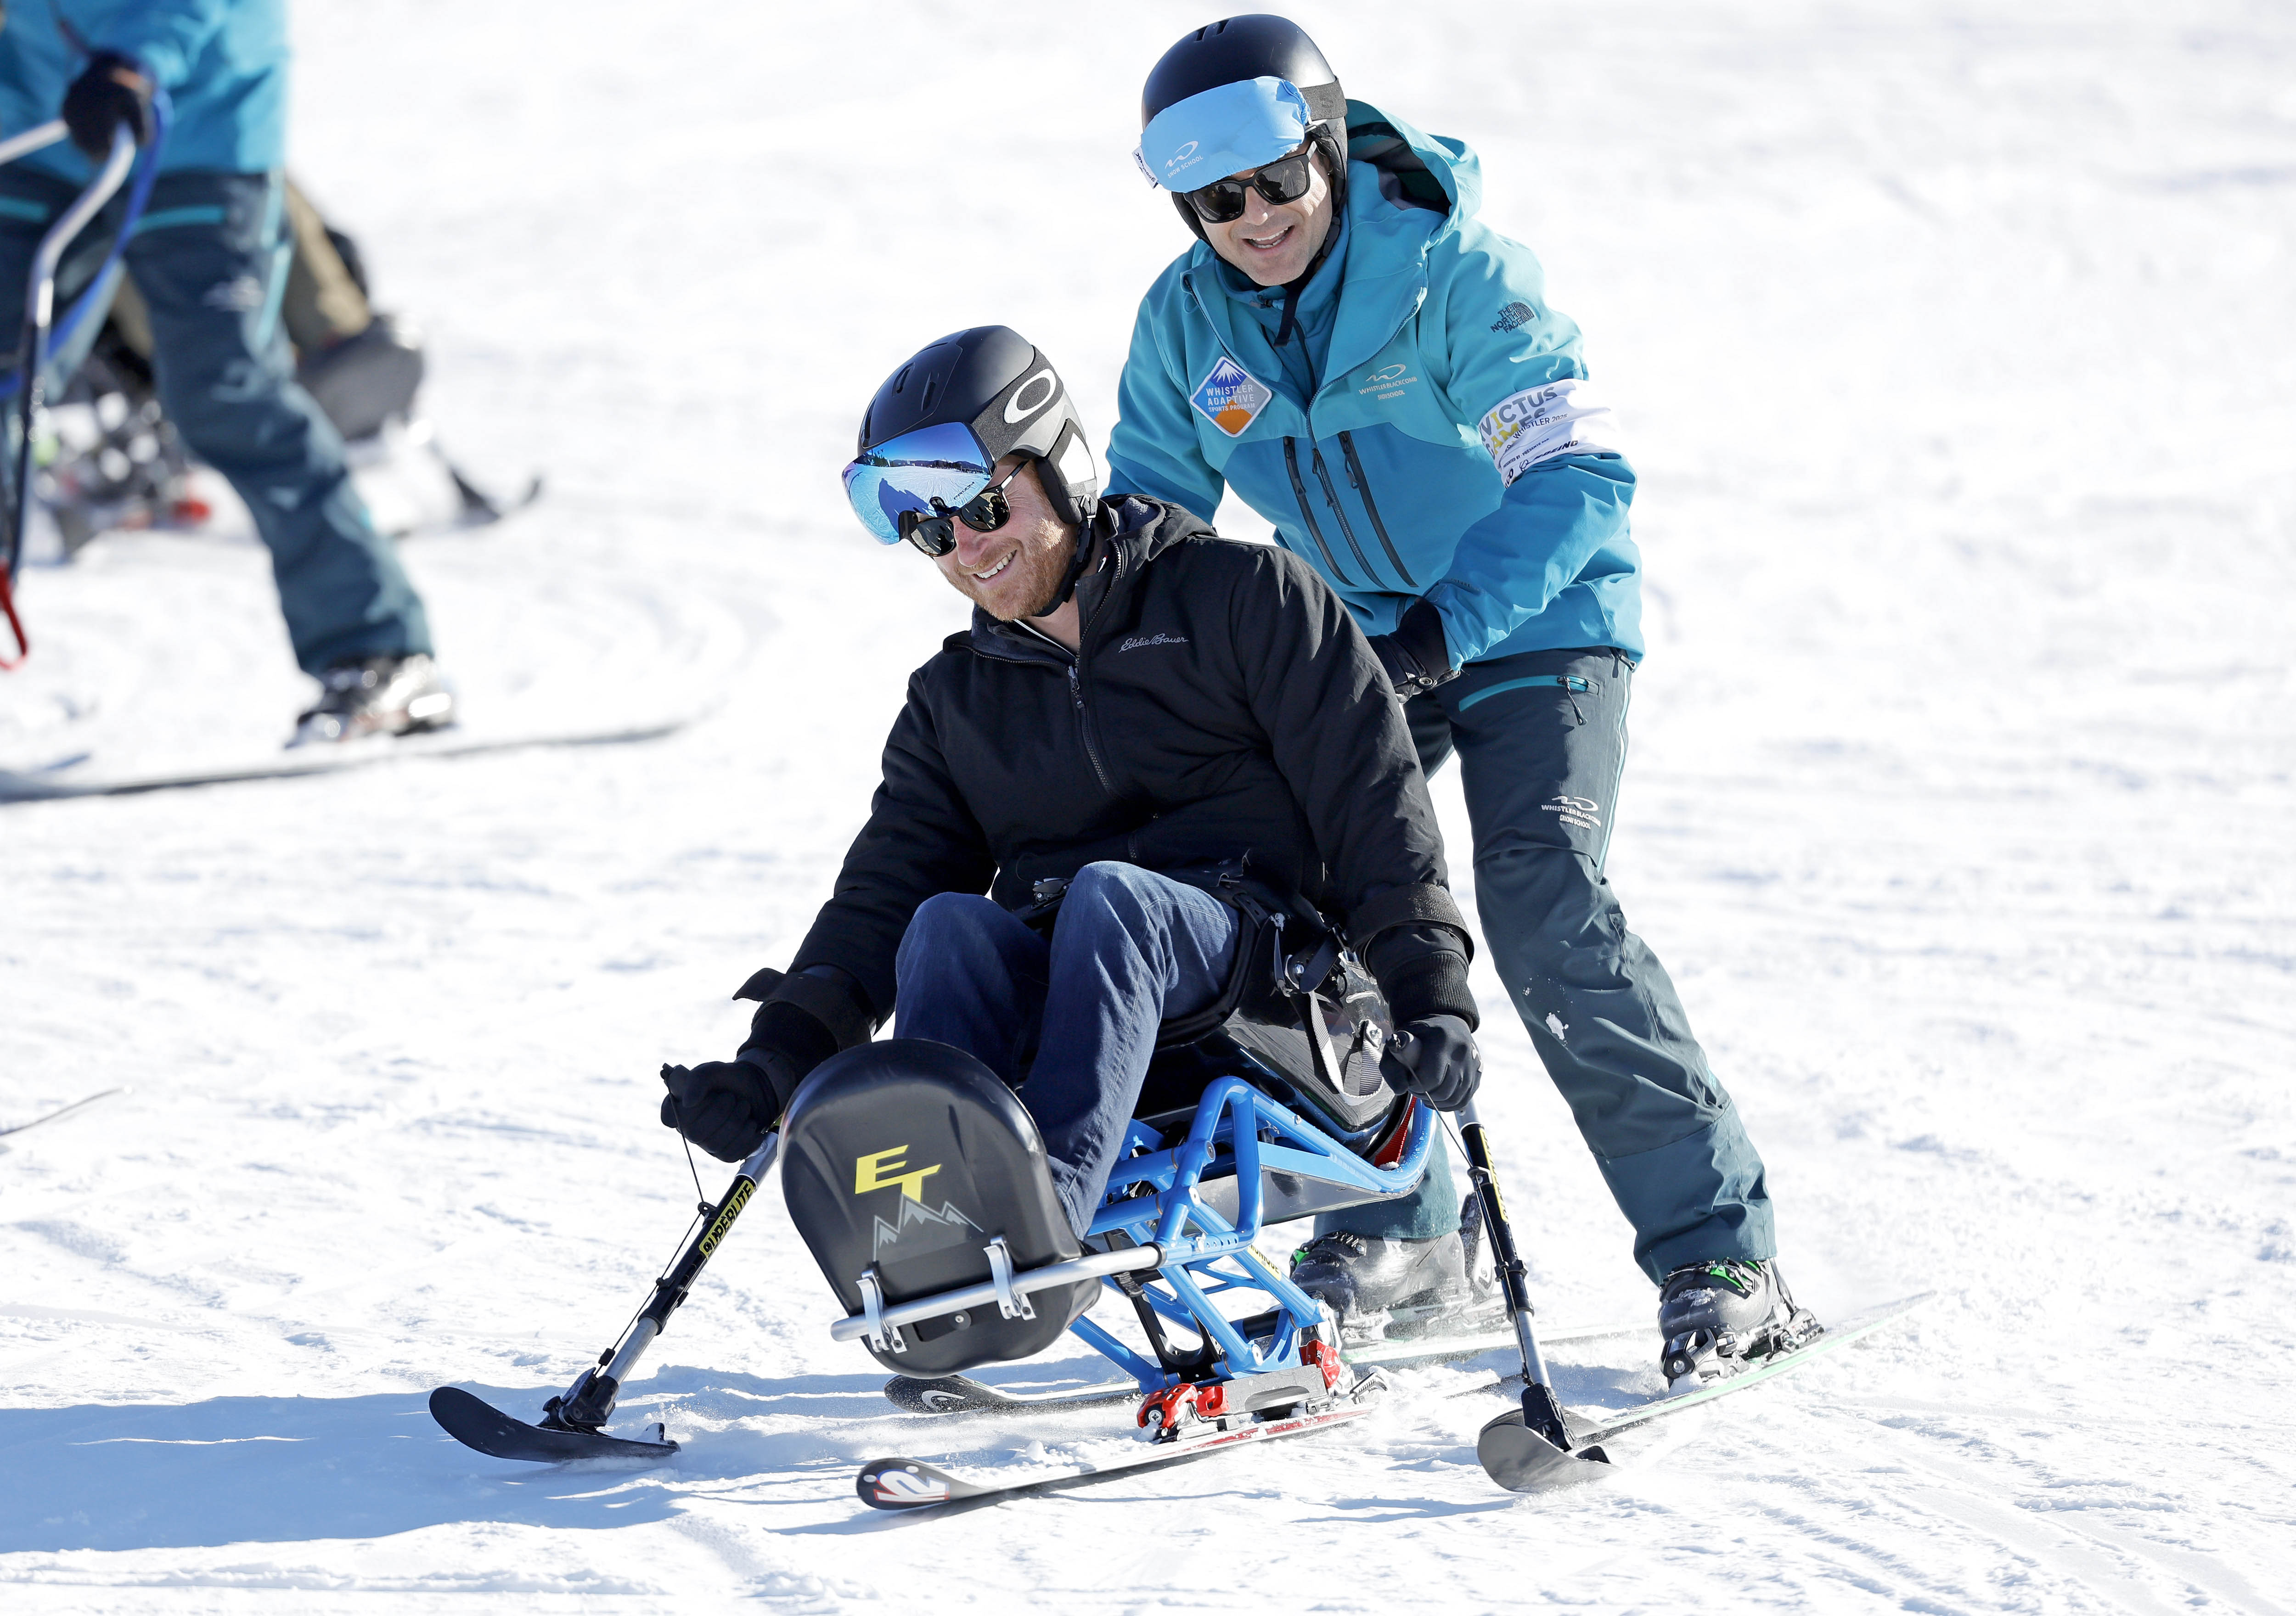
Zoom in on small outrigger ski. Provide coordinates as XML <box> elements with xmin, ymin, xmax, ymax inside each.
<box><xmin>427</xmin><ymin>1386</ymin><xmax>676</xmax><ymax>1464</ymax></box>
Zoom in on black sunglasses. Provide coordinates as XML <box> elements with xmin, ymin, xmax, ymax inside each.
<box><xmin>897</xmin><ymin>460</ymin><xmax>1026</xmax><ymax>557</ymax></box>
<box><xmin>1182</xmin><ymin>146</ymin><xmax>1317</xmax><ymax>225</ymax></box>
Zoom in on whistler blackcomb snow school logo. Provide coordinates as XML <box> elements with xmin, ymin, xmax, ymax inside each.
<box><xmin>1490</xmin><ymin>301</ymin><xmax>1536</xmax><ymax>334</ymax></box>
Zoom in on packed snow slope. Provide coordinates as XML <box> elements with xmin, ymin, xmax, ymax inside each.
<box><xmin>4</xmin><ymin>2</ymin><xmax>2293</xmax><ymax>1610</ymax></box>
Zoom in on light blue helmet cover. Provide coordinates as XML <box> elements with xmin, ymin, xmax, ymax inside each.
<box><xmin>1134</xmin><ymin>76</ymin><xmax>1310</xmax><ymax>193</ymax></box>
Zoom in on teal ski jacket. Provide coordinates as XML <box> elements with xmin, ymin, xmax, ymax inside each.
<box><xmin>0</xmin><ymin>0</ymin><xmax>288</xmax><ymax>182</ymax></box>
<box><xmin>1105</xmin><ymin>101</ymin><xmax>1640</xmax><ymax>667</ymax></box>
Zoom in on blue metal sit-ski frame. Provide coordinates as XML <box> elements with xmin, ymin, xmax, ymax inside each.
<box><xmin>1068</xmin><ymin>1076</ymin><xmax>1435</xmax><ymax>1394</ymax></box>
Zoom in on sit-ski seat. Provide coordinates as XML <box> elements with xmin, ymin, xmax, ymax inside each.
<box><xmin>780</xmin><ymin>1039</ymin><xmax>1109</xmax><ymax>1376</ymax></box>
<box><xmin>782</xmin><ymin>933</ymin><xmax>1432</xmax><ymax>1386</ymax></box>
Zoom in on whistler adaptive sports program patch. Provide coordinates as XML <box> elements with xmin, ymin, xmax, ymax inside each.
<box><xmin>1190</xmin><ymin>357</ymin><xmax>1272</xmax><ymax>437</ymax></box>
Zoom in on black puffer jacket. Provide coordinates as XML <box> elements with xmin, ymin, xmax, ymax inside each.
<box><xmin>789</xmin><ymin>496</ymin><xmax>1473</xmax><ymax>1030</ymax></box>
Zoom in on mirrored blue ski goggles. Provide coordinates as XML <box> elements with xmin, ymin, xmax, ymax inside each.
<box><xmin>842</xmin><ymin>422</ymin><xmax>994</xmax><ymax>547</ymax></box>
<box><xmin>842</xmin><ymin>423</ymin><xmax>1023</xmax><ymax>556</ymax></box>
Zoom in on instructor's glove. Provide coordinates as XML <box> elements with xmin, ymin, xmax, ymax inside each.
<box><xmin>63</xmin><ymin>51</ymin><xmax>156</xmax><ymax>158</ymax></box>
<box><xmin>1366</xmin><ymin>600</ymin><xmax>1458</xmax><ymax>702</ymax></box>
<box><xmin>1387</xmin><ymin>1014</ymin><xmax>1481</xmax><ymax>1111</ymax></box>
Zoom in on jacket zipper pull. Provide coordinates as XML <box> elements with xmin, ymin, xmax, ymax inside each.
<box><xmin>1067</xmin><ymin>664</ymin><xmax>1083</xmax><ymax>708</ymax></box>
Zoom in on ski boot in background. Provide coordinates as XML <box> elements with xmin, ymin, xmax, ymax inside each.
<box><xmin>1289</xmin><ymin>1224</ymin><xmax>1475</xmax><ymax>1346</ymax></box>
<box><xmin>290</xmin><ymin>653</ymin><xmax>456</xmax><ymax>746</ymax></box>
<box><xmin>1657</xmin><ymin>1258</ymin><xmax>1821</xmax><ymax>1388</ymax></box>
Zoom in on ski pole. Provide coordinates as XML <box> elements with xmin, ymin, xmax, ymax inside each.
<box><xmin>0</xmin><ymin>124</ymin><xmax>71</xmax><ymax>664</ymax></box>
<box><xmin>2</xmin><ymin>123</ymin><xmax>135</xmax><ymax>644</ymax></box>
<box><xmin>0</xmin><ymin>121</ymin><xmax>67</xmax><ymax>169</ymax></box>
<box><xmin>1456</xmin><ymin>1100</ymin><xmax>1576</xmax><ymax>1453</ymax></box>
<box><xmin>541</xmin><ymin>1128</ymin><xmax>781</xmax><ymax>1432</ymax></box>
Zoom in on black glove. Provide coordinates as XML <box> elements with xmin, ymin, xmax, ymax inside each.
<box><xmin>63</xmin><ymin>51</ymin><xmax>156</xmax><ymax>158</ymax></box>
<box><xmin>658</xmin><ymin>989</ymin><xmax>850</xmax><ymax>1162</ymax></box>
<box><xmin>1365</xmin><ymin>600</ymin><xmax>1458</xmax><ymax>701</ymax></box>
<box><xmin>658</xmin><ymin>1059</ymin><xmax>784</xmax><ymax>1162</ymax></box>
<box><xmin>1387</xmin><ymin>1014</ymin><xmax>1481</xmax><ymax>1111</ymax></box>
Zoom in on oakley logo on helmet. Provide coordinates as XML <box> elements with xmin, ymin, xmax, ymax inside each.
<box><xmin>1003</xmin><ymin>368</ymin><xmax>1058</xmax><ymax>425</ymax></box>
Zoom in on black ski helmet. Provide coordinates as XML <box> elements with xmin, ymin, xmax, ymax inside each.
<box><xmin>853</xmin><ymin>325</ymin><xmax>1100</xmax><ymax>533</ymax></box>
<box><xmin>1141</xmin><ymin>14</ymin><xmax>1347</xmax><ymax>241</ymax></box>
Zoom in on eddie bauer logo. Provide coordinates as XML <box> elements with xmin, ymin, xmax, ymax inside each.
<box><xmin>1120</xmin><ymin>633</ymin><xmax>1189</xmax><ymax>652</ymax></box>
<box><xmin>854</xmin><ymin>1145</ymin><xmax>941</xmax><ymax>1201</ymax></box>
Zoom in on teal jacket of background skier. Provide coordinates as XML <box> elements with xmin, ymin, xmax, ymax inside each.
<box><xmin>1104</xmin><ymin>101</ymin><xmax>1641</xmax><ymax>667</ymax></box>
<box><xmin>0</xmin><ymin>0</ymin><xmax>286</xmax><ymax>183</ymax></box>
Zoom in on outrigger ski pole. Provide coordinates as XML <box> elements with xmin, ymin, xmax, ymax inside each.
<box><xmin>1454</xmin><ymin>1100</ymin><xmax>1612</xmax><ymax>1488</ymax></box>
<box><xmin>428</xmin><ymin>1128</ymin><xmax>781</xmax><ymax>1462</ymax></box>
<box><xmin>3</xmin><ymin>113</ymin><xmax>158</xmax><ymax>668</ymax></box>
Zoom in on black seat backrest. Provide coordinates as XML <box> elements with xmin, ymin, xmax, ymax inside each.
<box><xmin>779</xmin><ymin>1039</ymin><xmax>1095</xmax><ymax>1376</ymax></box>
<box><xmin>1140</xmin><ymin>947</ymin><xmax>1405</xmax><ymax>1150</ymax></box>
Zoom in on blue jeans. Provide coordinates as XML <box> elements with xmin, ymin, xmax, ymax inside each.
<box><xmin>0</xmin><ymin>168</ymin><xmax>430</xmax><ymax>674</ymax></box>
<box><xmin>1326</xmin><ymin>648</ymin><xmax>1775</xmax><ymax>1282</ymax></box>
<box><xmin>895</xmin><ymin>862</ymin><xmax>1240</xmax><ymax>1236</ymax></box>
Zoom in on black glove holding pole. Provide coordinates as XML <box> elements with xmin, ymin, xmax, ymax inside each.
<box><xmin>1387</xmin><ymin>1014</ymin><xmax>1482</xmax><ymax>1111</ymax></box>
<box><xmin>1363</xmin><ymin>908</ymin><xmax>1484</xmax><ymax>1112</ymax></box>
<box><xmin>660</xmin><ymin>965</ymin><xmax>876</xmax><ymax>1162</ymax></box>
<box><xmin>62</xmin><ymin>51</ymin><xmax>156</xmax><ymax>157</ymax></box>
<box><xmin>1365</xmin><ymin>600</ymin><xmax>1459</xmax><ymax>702</ymax></box>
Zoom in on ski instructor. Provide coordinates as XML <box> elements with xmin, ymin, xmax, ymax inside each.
<box><xmin>1104</xmin><ymin>16</ymin><xmax>1810</xmax><ymax>1381</ymax></box>
<box><xmin>658</xmin><ymin>325</ymin><xmax>1483</xmax><ymax>1247</ymax></box>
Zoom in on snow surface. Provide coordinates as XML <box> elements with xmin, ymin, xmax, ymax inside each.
<box><xmin>5</xmin><ymin>1</ymin><xmax>2294</xmax><ymax>1609</ymax></box>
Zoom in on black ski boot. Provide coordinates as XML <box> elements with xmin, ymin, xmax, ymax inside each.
<box><xmin>1289</xmin><ymin>1227</ymin><xmax>1472</xmax><ymax>1344</ymax></box>
<box><xmin>290</xmin><ymin>653</ymin><xmax>456</xmax><ymax>746</ymax></box>
<box><xmin>1656</xmin><ymin>1258</ymin><xmax>1820</xmax><ymax>1387</ymax></box>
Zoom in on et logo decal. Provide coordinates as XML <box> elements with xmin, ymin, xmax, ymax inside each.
<box><xmin>854</xmin><ymin>1145</ymin><xmax>942</xmax><ymax>1202</ymax></box>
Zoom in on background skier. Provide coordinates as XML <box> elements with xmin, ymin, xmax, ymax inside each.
<box><xmin>658</xmin><ymin>325</ymin><xmax>1483</xmax><ymax>1237</ymax></box>
<box><xmin>1106</xmin><ymin>15</ymin><xmax>1810</xmax><ymax>1381</ymax></box>
<box><xmin>0</xmin><ymin>0</ymin><xmax>449</xmax><ymax>743</ymax></box>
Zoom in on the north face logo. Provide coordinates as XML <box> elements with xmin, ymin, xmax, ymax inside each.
<box><xmin>1490</xmin><ymin>301</ymin><xmax>1536</xmax><ymax>334</ymax></box>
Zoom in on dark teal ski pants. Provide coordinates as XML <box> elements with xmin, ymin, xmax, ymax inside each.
<box><xmin>1319</xmin><ymin>647</ymin><xmax>1775</xmax><ymax>1283</ymax></box>
<box><xmin>0</xmin><ymin>168</ymin><xmax>428</xmax><ymax>673</ymax></box>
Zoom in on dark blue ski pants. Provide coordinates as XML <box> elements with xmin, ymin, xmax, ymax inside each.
<box><xmin>1321</xmin><ymin>648</ymin><xmax>1776</xmax><ymax>1283</ymax></box>
<box><xmin>0</xmin><ymin>167</ymin><xmax>429</xmax><ymax>673</ymax></box>
<box><xmin>895</xmin><ymin>862</ymin><xmax>1241</xmax><ymax>1237</ymax></box>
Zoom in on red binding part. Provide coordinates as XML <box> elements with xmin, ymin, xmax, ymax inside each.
<box><xmin>0</xmin><ymin>561</ymin><xmax>27</xmax><ymax>669</ymax></box>
<box><xmin>1369</xmin><ymin>1095</ymin><xmax>1418</xmax><ymax>1168</ymax></box>
<box><xmin>1301</xmin><ymin>1337</ymin><xmax>1345</xmax><ymax>1390</ymax></box>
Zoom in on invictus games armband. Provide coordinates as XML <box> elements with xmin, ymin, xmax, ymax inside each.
<box><xmin>1475</xmin><ymin>377</ymin><xmax>1621</xmax><ymax>488</ymax></box>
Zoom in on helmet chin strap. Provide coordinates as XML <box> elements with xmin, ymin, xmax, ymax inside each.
<box><xmin>1043</xmin><ymin>511</ymin><xmax>1103</xmax><ymax>612</ymax></box>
